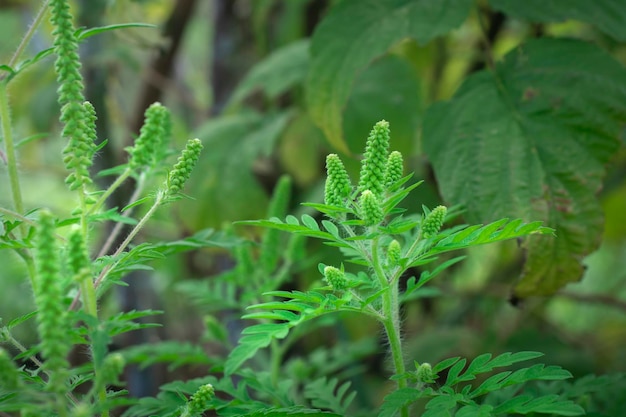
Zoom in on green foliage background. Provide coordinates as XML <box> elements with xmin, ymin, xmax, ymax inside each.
<box><xmin>1</xmin><ymin>0</ymin><xmax>626</xmax><ymax>415</ymax></box>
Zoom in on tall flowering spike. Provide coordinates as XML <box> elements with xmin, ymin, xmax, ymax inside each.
<box><xmin>186</xmin><ymin>383</ymin><xmax>215</xmax><ymax>415</ymax></box>
<box><xmin>359</xmin><ymin>190</ymin><xmax>384</xmax><ymax>226</ymax></box>
<box><xmin>34</xmin><ymin>211</ymin><xmax>70</xmax><ymax>391</ymax></box>
<box><xmin>323</xmin><ymin>266</ymin><xmax>347</xmax><ymax>291</ymax></box>
<box><xmin>50</xmin><ymin>0</ymin><xmax>84</xmax><ymax>106</ymax></box>
<box><xmin>422</xmin><ymin>205</ymin><xmax>447</xmax><ymax>238</ymax></box>
<box><xmin>324</xmin><ymin>154</ymin><xmax>352</xmax><ymax>207</ymax></box>
<box><xmin>358</xmin><ymin>120</ymin><xmax>390</xmax><ymax>197</ymax></box>
<box><xmin>166</xmin><ymin>138</ymin><xmax>203</xmax><ymax>194</ymax></box>
<box><xmin>129</xmin><ymin>102</ymin><xmax>171</xmax><ymax>170</ymax></box>
<box><xmin>384</xmin><ymin>150</ymin><xmax>403</xmax><ymax>190</ymax></box>
<box><xmin>61</xmin><ymin>102</ymin><xmax>96</xmax><ymax>190</ymax></box>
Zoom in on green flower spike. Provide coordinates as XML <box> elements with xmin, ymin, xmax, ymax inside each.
<box><xmin>384</xmin><ymin>150</ymin><xmax>403</xmax><ymax>190</ymax></box>
<box><xmin>185</xmin><ymin>383</ymin><xmax>215</xmax><ymax>416</ymax></box>
<box><xmin>358</xmin><ymin>120</ymin><xmax>390</xmax><ymax>198</ymax></box>
<box><xmin>359</xmin><ymin>189</ymin><xmax>384</xmax><ymax>226</ymax></box>
<box><xmin>62</xmin><ymin>101</ymin><xmax>97</xmax><ymax>191</ymax></box>
<box><xmin>34</xmin><ymin>211</ymin><xmax>70</xmax><ymax>392</ymax></box>
<box><xmin>129</xmin><ymin>102</ymin><xmax>171</xmax><ymax>170</ymax></box>
<box><xmin>166</xmin><ymin>138</ymin><xmax>203</xmax><ymax>195</ymax></box>
<box><xmin>324</xmin><ymin>154</ymin><xmax>352</xmax><ymax>207</ymax></box>
<box><xmin>0</xmin><ymin>348</ymin><xmax>20</xmax><ymax>390</ymax></box>
<box><xmin>50</xmin><ymin>0</ymin><xmax>84</xmax><ymax>107</ymax></box>
<box><xmin>422</xmin><ymin>205</ymin><xmax>447</xmax><ymax>238</ymax></box>
<box><xmin>324</xmin><ymin>265</ymin><xmax>347</xmax><ymax>291</ymax></box>
<box><xmin>387</xmin><ymin>239</ymin><xmax>401</xmax><ymax>267</ymax></box>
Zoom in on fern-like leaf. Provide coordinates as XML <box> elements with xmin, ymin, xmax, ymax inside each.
<box><xmin>430</xmin><ymin>218</ymin><xmax>553</xmax><ymax>255</ymax></box>
<box><xmin>304</xmin><ymin>377</ymin><xmax>356</xmax><ymax>414</ymax></box>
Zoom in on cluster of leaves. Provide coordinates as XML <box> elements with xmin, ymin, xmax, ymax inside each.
<box><xmin>381</xmin><ymin>352</ymin><xmax>583</xmax><ymax>417</ymax></box>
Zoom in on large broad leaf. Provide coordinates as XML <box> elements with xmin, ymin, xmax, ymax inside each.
<box><xmin>306</xmin><ymin>0</ymin><xmax>473</xmax><ymax>154</ymax></box>
<box><xmin>422</xmin><ymin>38</ymin><xmax>625</xmax><ymax>297</ymax></box>
<box><xmin>343</xmin><ymin>54</ymin><xmax>422</xmax><ymax>157</ymax></box>
<box><xmin>490</xmin><ymin>0</ymin><xmax>626</xmax><ymax>42</ymax></box>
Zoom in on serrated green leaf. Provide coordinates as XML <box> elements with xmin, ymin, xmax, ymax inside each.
<box><xmin>455</xmin><ymin>404</ymin><xmax>494</xmax><ymax>417</ymax></box>
<box><xmin>378</xmin><ymin>387</ymin><xmax>423</xmax><ymax>417</ymax></box>
<box><xmin>494</xmin><ymin>394</ymin><xmax>584</xmax><ymax>416</ymax></box>
<box><xmin>432</xmin><ymin>357</ymin><xmax>462</xmax><ymax>374</ymax></box>
<box><xmin>304</xmin><ymin>377</ymin><xmax>356</xmax><ymax>414</ymax></box>
<box><xmin>241</xmin><ymin>408</ymin><xmax>343</xmax><ymax>417</ymax></box>
<box><xmin>306</xmin><ymin>0</ymin><xmax>472</xmax><ymax>153</ymax></box>
<box><xmin>423</xmin><ymin>38</ymin><xmax>625</xmax><ymax>297</ymax></box>
<box><xmin>490</xmin><ymin>0</ymin><xmax>626</xmax><ymax>41</ymax></box>
<box><xmin>445</xmin><ymin>359</ymin><xmax>467</xmax><ymax>386</ymax></box>
<box><xmin>225</xmin><ymin>323</ymin><xmax>290</xmax><ymax>375</ymax></box>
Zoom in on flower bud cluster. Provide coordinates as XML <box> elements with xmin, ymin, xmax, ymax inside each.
<box><xmin>384</xmin><ymin>151</ymin><xmax>403</xmax><ymax>189</ymax></box>
<box><xmin>324</xmin><ymin>154</ymin><xmax>352</xmax><ymax>207</ymax></box>
<box><xmin>34</xmin><ymin>211</ymin><xmax>70</xmax><ymax>391</ymax></box>
<box><xmin>186</xmin><ymin>383</ymin><xmax>215</xmax><ymax>415</ymax></box>
<box><xmin>359</xmin><ymin>190</ymin><xmax>383</xmax><ymax>226</ymax></box>
<box><xmin>422</xmin><ymin>205</ymin><xmax>447</xmax><ymax>238</ymax></box>
<box><xmin>129</xmin><ymin>102</ymin><xmax>171</xmax><ymax>170</ymax></box>
<box><xmin>166</xmin><ymin>138</ymin><xmax>203</xmax><ymax>194</ymax></box>
<box><xmin>358</xmin><ymin>120</ymin><xmax>390</xmax><ymax>198</ymax></box>
<box><xmin>324</xmin><ymin>266</ymin><xmax>347</xmax><ymax>291</ymax></box>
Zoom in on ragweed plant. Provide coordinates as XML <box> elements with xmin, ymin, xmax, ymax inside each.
<box><xmin>0</xmin><ymin>0</ymin><xmax>215</xmax><ymax>416</ymax></box>
<box><xmin>227</xmin><ymin>120</ymin><xmax>585</xmax><ymax>417</ymax></box>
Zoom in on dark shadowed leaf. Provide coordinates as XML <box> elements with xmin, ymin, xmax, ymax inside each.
<box><xmin>423</xmin><ymin>38</ymin><xmax>625</xmax><ymax>297</ymax></box>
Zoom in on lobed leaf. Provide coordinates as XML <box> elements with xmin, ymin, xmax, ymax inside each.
<box><xmin>423</xmin><ymin>38</ymin><xmax>626</xmax><ymax>297</ymax></box>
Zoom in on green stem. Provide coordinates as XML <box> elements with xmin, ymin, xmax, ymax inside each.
<box><xmin>87</xmin><ymin>168</ymin><xmax>133</xmax><ymax>216</ymax></box>
<box><xmin>269</xmin><ymin>339</ymin><xmax>283</xmax><ymax>391</ymax></box>
<box><xmin>69</xmin><ymin>190</ymin><xmax>165</xmax><ymax>310</ymax></box>
<box><xmin>0</xmin><ymin>82</ymin><xmax>26</xmax><ymax>238</ymax></box>
<box><xmin>372</xmin><ymin>238</ymin><xmax>408</xmax><ymax>417</ymax></box>
<box><xmin>96</xmin><ymin>173</ymin><xmax>146</xmax><ymax>258</ymax></box>
<box><xmin>3</xmin><ymin>0</ymin><xmax>50</xmax><ymax>73</ymax></box>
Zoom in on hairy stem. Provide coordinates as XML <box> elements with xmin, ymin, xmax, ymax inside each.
<box><xmin>87</xmin><ymin>168</ymin><xmax>132</xmax><ymax>217</ymax></box>
<box><xmin>372</xmin><ymin>237</ymin><xmax>408</xmax><ymax>417</ymax></box>
<box><xmin>0</xmin><ymin>83</ymin><xmax>26</xmax><ymax>238</ymax></box>
<box><xmin>4</xmin><ymin>0</ymin><xmax>50</xmax><ymax>72</ymax></box>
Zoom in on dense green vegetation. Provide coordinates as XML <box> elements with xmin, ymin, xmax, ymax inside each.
<box><xmin>1</xmin><ymin>1</ymin><xmax>625</xmax><ymax>416</ymax></box>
